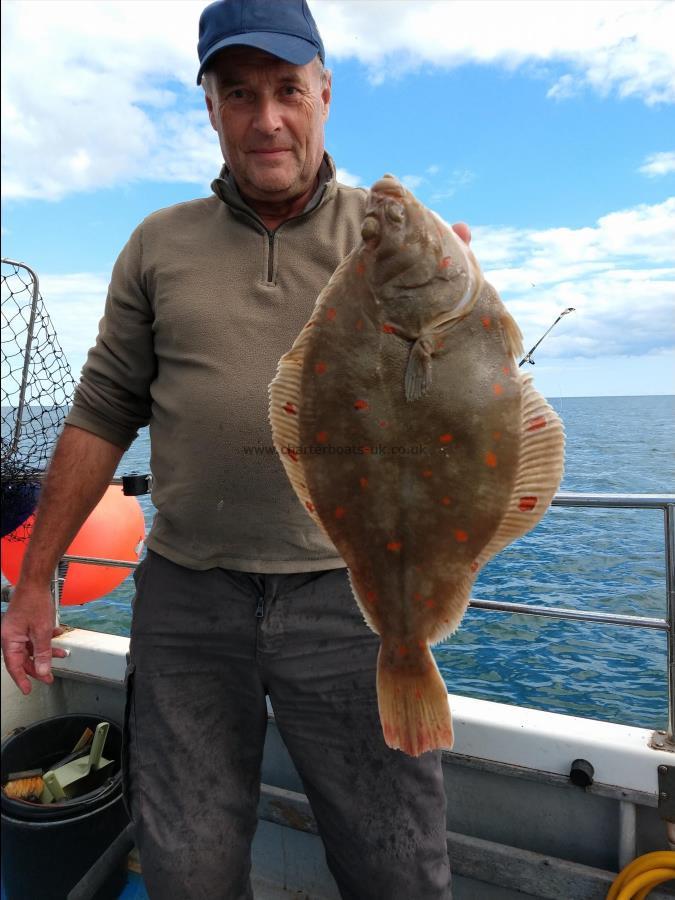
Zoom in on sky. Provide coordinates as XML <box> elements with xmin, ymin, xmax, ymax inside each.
<box><xmin>2</xmin><ymin>0</ymin><xmax>674</xmax><ymax>398</ymax></box>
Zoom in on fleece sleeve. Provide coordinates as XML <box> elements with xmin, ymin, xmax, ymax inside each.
<box><xmin>64</xmin><ymin>223</ymin><xmax>155</xmax><ymax>449</ymax></box>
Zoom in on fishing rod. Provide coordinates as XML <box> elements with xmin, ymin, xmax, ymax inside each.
<box><xmin>518</xmin><ymin>307</ymin><xmax>575</xmax><ymax>367</ymax></box>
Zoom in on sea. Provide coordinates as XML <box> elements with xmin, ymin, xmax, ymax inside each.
<box><xmin>2</xmin><ymin>395</ymin><xmax>674</xmax><ymax>730</ymax></box>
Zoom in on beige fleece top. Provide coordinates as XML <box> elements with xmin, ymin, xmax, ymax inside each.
<box><xmin>66</xmin><ymin>155</ymin><xmax>367</xmax><ymax>572</ymax></box>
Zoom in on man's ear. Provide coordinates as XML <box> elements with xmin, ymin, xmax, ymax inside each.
<box><xmin>205</xmin><ymin>93</ymin><xmax>218</xmax><ymax>132</ymax></box>
<box><xmin>321</xmin><ymin>71</ymin><xmax>332</xmax><ymax>123</ymax></box>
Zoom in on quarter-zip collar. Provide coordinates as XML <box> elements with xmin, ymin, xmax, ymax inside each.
<box><xmin>211</xmin><ymin>153</ymin><xmax>337</xmax><ymax>230</ymax></box>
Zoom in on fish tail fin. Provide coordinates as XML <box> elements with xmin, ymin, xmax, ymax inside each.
<box><xmin>377</xmin><ymin>643</ymin><xmax>453</xmax><ymax>756</ymax></box>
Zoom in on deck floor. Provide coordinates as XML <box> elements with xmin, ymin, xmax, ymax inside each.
<box><xmin>119</xmin><ymin>871</ymin><xmax>316</xmax><ymax>899</ymax></box>
<box><xmin>1</xmin><ymin>871</ymin><xmax>316</xmax><ymax>900</ymax></box>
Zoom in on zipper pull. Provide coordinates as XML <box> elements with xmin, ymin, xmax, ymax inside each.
<box><xmin>255</xmin><ymin>596</ymin><xmax>265</xmax><ymax>619</ymax></box>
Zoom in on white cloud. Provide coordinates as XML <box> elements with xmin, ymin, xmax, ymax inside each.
<box><xmin>36</xmin><ymin>273</ymin><xmax>111</xmax><ymax>367</ymax></box>
<box><xmin>547</xmin><ymin>74</ymin><xmax>581</xmax><ymax>101</ymax></box>
<box><xmin>1</xmin><ymin>0</ymin><xmax>216</xmax><ymax>201</ymax></box>
<box><xmin>389</xmin><ymin>167</ymin><xmax>475</xmax><ymax>201</ymax></box>
<box><xmin>315</xmin><ymin>1</ymin><xmax>675</xmax><ymax>104</ymax></box>
<box><xmin>430</xmin><ymin>169</ymin><xmax>475</xmax><ymax>202</ymax></box>
<box><xmin>22</xmin><ymin>198</ymin><xmax>673</xmax><ymax>380</ymax></box>
<box><xmin>639</xmin><ymin>151</ymin><xmax>675</xmax><ymax>177</ymax></box>
<box><xmin>2</xmin><ymin>1</ymin><xmax>673</xmax><ymax>201</ymax></box>
<box><xmin>335</xmin><ymin>167</ymin><xmax>363</xmax><ymax>187</ymax></box>
<box><xmin>401</xmin><ymin>174</ymin><xmax>424</xmax><ymax>190</ymax></box>
<box><xmin>471</xmin><ymin>197</ymin><xmax>675</xmax><ymax>360</ymax></box>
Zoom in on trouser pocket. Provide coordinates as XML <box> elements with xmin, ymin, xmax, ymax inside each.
<box><xmin>121</xmin><ymin>661</ymin><xmax>138</xmax><ymax>823</ymax></box>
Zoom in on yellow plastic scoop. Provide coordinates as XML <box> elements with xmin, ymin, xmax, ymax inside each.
<box><xmin>40</xmin><ymin>722</ymin><xmax>111</xmax><ymax>802</ymax></box>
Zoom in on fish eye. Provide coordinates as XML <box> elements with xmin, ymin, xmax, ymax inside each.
<box><xmin>361</xmin><ymin>215</ymin><xmax>381</xmax><ymax>242</ymax></box>
<box><xmin>385</xmin><ymin>202</ymin><xmax>404</xmax><ymax>224</ymax></box>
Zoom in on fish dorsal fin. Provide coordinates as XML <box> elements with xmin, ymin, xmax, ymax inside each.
<box><xmin>474</xmin><ymin>374</ymin><xmax>565</xmax><ymax>570</ymax></box>
<box><xmin>268</xmin><ymin>310</ymin><xmax>330</xmax><ymax>537</ymax></box>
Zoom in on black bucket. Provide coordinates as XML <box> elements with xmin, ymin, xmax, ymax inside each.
<box><xmin>1</xmin><ymin>714</ymin><xmax>130</xmax><ymax>900</ymax></box>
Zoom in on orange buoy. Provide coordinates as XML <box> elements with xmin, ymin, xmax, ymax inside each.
<box><xmin>1</xmin><ymin>485</ymin><xmax>146</xmax><ymax>605</ymax></box>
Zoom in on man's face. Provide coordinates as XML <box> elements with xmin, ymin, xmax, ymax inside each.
<box><xmin>204</xmin><ymin>47</ymin><xmax>331</xmax><ymax>203</ymax></box>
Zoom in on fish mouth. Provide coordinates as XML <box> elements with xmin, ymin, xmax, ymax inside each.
<box><xmin>371</xmin><ymin>174</ymin><xmax>405</xmax><ymax>201</ymax></box>
<box><xmin>362</xmin><ymin>175</ymin><xmax>407</xmax><ymax>247</ymax></box>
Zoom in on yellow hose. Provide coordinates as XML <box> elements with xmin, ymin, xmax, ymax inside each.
<box><xmin>606</xmin><ymin>851</ymin><xmax>675</xmax><ymax>900</ymax></box>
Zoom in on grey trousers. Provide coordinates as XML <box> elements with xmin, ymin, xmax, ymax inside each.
<box><xmin>124</xmin><ymin>550</ymin><xmax>452</xmax><ymax>900</ymax></box>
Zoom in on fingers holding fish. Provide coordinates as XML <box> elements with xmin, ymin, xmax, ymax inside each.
<box><xmin>451</xmin><ymin>222</ymin><xmax>471</xmax><ymax>245</ymax></box>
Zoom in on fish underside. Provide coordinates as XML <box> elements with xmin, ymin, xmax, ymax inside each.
<box><xmin>270</xmin><ymin>175</ymin><xmax>565</xmax><ymax>756</ymax></box>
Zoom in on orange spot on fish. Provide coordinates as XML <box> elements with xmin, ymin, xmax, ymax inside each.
<box><xmin>314</xmin><ymin>361</ymin><xmax>327</xmax><ymax>375</ymax></box>
<box><xmin>421</xmin><ymin>469</ymin><xmax>433</xmax><ymax>478</ymax></box>
<box><xmin>359</xmin><ymin>477</ymin><xmax>369</xmax><ymax>489</ymax></box>
<box><xmin>417</xmin><ymin>640</ymin><xmax>426</xmax><ymax>650</ymax></box>
<box><xmin>441</xmin><ymin>496</ymin><xmax>452</xmax><ymax>506</ymax></box>
<box><xmin>454</xmin><ymin>529</ymin><xmax>469</xmax><ymax>543</ymax></box>
<box><xmin>439</xmin><ymin>256</ymin><xmax>452</xmax><ymax>269</ymax></box>
<box><xmin>305</xmin><ymin>501</ymin><xmax>315</xmax><ymax>513</ymax></box>
<box><xmin>397</xmin><ymin>644</ymin><xmax>409</xmax><ymax>658</ymax></box>
<box><xmin>379</xmin><ymin>420</ymin><xmax>389</xmax><ymax>428</ymax></box>
<box><xmin>481</xmin><ymin>316</ymin><xmax>491</xmax><ymax>329</ymax></box>
<box><xmin>355</xmin><ymin>318</ymin><xmax>364</xmax><ymax>331</ymax></box>
<box><xmin>502</xmin><ymin>366</ymin><xmax>511</xmax><ymax>376</ymax></box>
<box><xmin>434</xmin><ymin>337</ymin><xmax>445</xmax><ymax>350</ymax></box>
<box><xmin>486</xmin><ymin>451</ymin><xmax>498</xmax><ymax>467</ymax></box>
<box><xmin>326</xmin><ymin>307</ymin><xmax>337</xmax><ymax>321</ymax></box>
<box><xmin>366</xmin><ymin>589</ymin><xmax>378</xmax><ymax>605</ymax></box>
<box><xmin>425</xmin><ymin>599</ymin><xmax>436</xmax><ymax>609</ymax></box>
<box><xmin>354</xmin><ymin>399</ymin><xmax>369</xmax><ymax>411</ymax></box>
<box><xmin>527</xmin><ymin>415</ymin><xmax>547</xmax><ymax>431</ymax></box>
<box><xmin>282</xmin><ymin>402</ymin><xmax>297</xmax><ymax>415</ymax></box>
<box><xmin>413</xmin><ymin>592</ymin><xmax>424</xmax><ymax>603</ymax></box>
<box><xmin>382</xmin><ymin>323</ymin><xmax>396</xmax><ymax>334</ymax></box>
<box><xmin>518</xmin><ymin>496</ymin><xmax>539</xmax><ymax>512</ymax></box>
<box><xmin>493</xmin><ymin>383</ymin><xmax>504</xmax><ymax>396</ymax></box>
<box><xmin>316</xmin><ymin>431</ymin><xmax>328</xmax><ymax>443</ymax></box>
<box><xmin>362</xmin><ymin>446</ymin><xmax>373</xmax><ymax>454</ymax></box>
<box><xmin>355</xmin><ymin>261</ymin><xmax>365</xmax><ymax>275</ymax></box>
<box><xmin>334</xmin><ymin>506</ymin><xmax>347</xmax><ymax>519</ymax></box>
<box><xmin>439</xmin><ymin>433</ymin><xmax>453</xmax><ymax>444</ymax></box>
<box><xmin>387</xmin><ymin>541</ymin><xmax>403</xmax><ymax>553</ymax></box>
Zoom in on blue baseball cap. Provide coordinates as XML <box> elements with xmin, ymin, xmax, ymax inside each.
<box><xmin>197</xmin><ymin>0</ymin><xmax>325</xmax><ymax>85</ymax></box>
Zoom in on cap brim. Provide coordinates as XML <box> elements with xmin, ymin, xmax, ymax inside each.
<box><xmin>197</xmin><ymin>32</ymin><xmax>320</xmax><ymax>84</ymax></box>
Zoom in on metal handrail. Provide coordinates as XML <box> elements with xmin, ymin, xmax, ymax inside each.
<box><xmin>55</xmin><ymin>489</ymin><xmax>675</xmax><ymax>741</ymax></box>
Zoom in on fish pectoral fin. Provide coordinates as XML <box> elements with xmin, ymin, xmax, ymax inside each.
<box><xmin>404</xmin><ymin>335</ymin><xmax>434</xmax><ymax>401</ymax></box>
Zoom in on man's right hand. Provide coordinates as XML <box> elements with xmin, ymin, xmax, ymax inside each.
<box><xmin>0</xmin><ymin>425</ymin><xmax>126</xmax><ymax>694</ymax></box>
<box><xmin>1</xmin><ymin>585</ymin><xmax>67</xmax><ymax>694</ymax></box>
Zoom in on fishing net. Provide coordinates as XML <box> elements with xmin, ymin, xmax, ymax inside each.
<box><xmin>1</xmin><ymin>258</ymin><xmax>76</xmax><ymax>537</ymax></box>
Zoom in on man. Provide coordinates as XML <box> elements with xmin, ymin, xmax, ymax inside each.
<box><xmin>2</xmin><ymin>1</ymin><xmax>470</xmax><ymax>897</ymax></box>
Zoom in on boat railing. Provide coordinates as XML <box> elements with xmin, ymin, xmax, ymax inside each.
<box><xmin>50</xmin><ymin>488</ymin><xmax>675</xmax><ymax>745</ymax></box>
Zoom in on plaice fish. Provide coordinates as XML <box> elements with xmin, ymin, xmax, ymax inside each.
<box><xmin>269</xmin><ymin>174</ymin><xmax>565</xmax><ymax>756</ymax></box>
